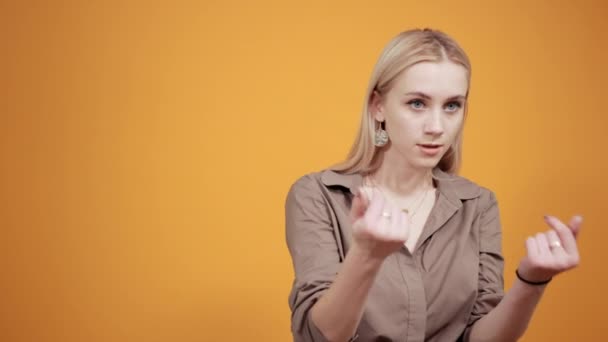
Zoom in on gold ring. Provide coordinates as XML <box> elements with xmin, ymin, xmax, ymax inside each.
<box><xmin>549</xmin><ymin>240</ymin><xmax>562</xmax><ymax>249</ymax></box>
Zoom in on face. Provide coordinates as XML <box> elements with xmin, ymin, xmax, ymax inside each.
<box><xmin>371</xmin><ymin>61</ymin><xmax>468</xmax><ymax>170</ymax></box>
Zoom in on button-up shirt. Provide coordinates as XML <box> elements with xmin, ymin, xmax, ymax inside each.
<box><xmin>285</xmin><ymin>167</ymin><xmax>504</xmax><ymax>341</ymax></box>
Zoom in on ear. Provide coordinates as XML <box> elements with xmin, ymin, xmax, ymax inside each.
<box><xmin>369</xmin><ymin>90</ymin><xmax>385</xmax><ymax>122</ymax></box>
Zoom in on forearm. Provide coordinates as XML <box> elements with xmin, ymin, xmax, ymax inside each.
<box><xmin>310</xmin><ymin>245</ymin><xmax>384</xmax><ymax>342</ymax></box>
<box><xmin>469</xmin><ymin>279</ymin><xmax>546</xmax><ymax>342</ymax></box>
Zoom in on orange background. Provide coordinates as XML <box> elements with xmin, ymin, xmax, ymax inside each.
<box><xmin>1</xmin><ymin>1</ymin><xmax>607</xmax><ymax>341</ymax></box>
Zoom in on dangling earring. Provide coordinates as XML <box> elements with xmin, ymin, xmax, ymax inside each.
<box><xmin>374</xmin><ymin>120</ymin><xmax>389</xmax><ymax>147</ymax></box>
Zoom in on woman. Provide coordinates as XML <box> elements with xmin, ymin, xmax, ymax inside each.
<box><xmin>285</xmin><ymin>28</ymin><xmax>582</xmax><ymax>342</ymax></box>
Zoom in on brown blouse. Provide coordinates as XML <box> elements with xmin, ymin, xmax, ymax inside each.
<box><xmin>285</xmin><ymin>167</ymin><xmax>504</xmax><ymax>342</ymax></box>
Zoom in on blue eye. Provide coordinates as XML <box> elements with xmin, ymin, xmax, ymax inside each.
<box><xmin>408</xmin><ymin>99</ymin><xmax>425</xmax><ymax>109</ymax></box>
<box><xmin>445</xmin><ymin>102</ymin><xmax>462</xmax><ymax>111</ymax></box>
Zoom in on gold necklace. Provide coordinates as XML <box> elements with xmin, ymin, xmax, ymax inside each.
<box><xmin>364</xmin><ymin>176</ymin><xmax>433</xmax><ymax>219</ymax></box>
<box><xmin>407</xmin><ymin>188</ymin><xmax>431</xmax><ymax>219</ymax></box>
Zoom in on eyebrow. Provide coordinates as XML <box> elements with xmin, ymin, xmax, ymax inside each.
<box><xmin>404</xmin><ymin>92</ymin><xmax>466</xmax><ymax>101</ymax></box>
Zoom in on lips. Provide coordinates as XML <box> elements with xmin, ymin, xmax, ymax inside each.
<box><xmin>417</xmin><ymin>144</ymin><xmax>443</xmax><ymax>156</ymax></box>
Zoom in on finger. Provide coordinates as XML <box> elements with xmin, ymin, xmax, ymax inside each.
<box><xmin>536</xmin><ymin>232</ymin><xmax>551</xmax><ymax>258</ymax></box>
<box><xmin>365</xmin><ymin>188</ymin><xmax>385</xmax><ymax>223</ymax></box>
<box><xmin>373</xmin><ymin>198</ymin><xmax>392</xmax><ymax>236</ymax></box>
<box><xmin>376</xmin><ymin>210</ymin><xmax>391</xmax><ymax>238</ymax></box>
<box><xmin>545</xmin><ymin>215</ymin><xmax>578</xmax><ymax>256</ymax></box>
<box><xmin>389</xmin><ymin>205</ymin><xmax>402</xmax><ymax>240</ymax></box>
<box><xmin>546</xmin><ymin>230</ymin><xmax>569</xmax><ymax>260</ymax></box>
<box><xmin>568</xmin><ymin>215</ymin><xmax>583</xmax><ymax>239</ymax></box>
<box><xmin>526</xmin><ymin>236</ymin><xmax>540</xmax><ymax>260</ymax></box>
<box><xmin>351</xmin><ymin>216</ymin><xmax>366</xmax><ymax>234</ymax></box>
<box><xmin>545</xmin><ymin>230</ymin><xmax>560</xmax><ymax>248</ymax></box>
<box><xmin>358</xmin><ymin>185</ymin><xmax>371</xmax><ymax>201</ymax></box>
<box><xmin>350</xmin><ymin>188</ymin><xmax>368</xmax><ymax>221</ymax></box>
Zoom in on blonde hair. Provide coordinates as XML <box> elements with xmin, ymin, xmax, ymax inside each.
<box><xmin>331</xmin><ymin>28</ymin><xmax>472</xmax><ymax>176</ymax></box>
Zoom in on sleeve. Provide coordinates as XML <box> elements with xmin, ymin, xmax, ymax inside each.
<box><xmin>461</xmin><ymin>190</ymin><xmax>505</xmax><ymax>341</ymax></box>
<box><xmin>285</xmin><ymin>175</ymin><xmax>341</xmax><ymax>342</ymax></box>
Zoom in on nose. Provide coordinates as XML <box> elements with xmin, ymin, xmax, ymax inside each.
<box><xmin>423</xmin><ymin>111</ymin><xmax>444</xmax><ymax>137</ymax></box>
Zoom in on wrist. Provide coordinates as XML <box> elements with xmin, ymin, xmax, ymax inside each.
<box><xmin>347</xmin><ymin>244</ymin><xmax>386</xmax><ymax>269</ymax></box>
<box><xmin>515</xmin><ymin>268</ymin><xmax>552</xmax><ymax>286</ymax></box>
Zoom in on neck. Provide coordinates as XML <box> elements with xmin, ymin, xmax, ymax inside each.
<box><xmin>369</xmin><ymin>152</ymin><xmax>435</xmax><ymax>196</ymax></box>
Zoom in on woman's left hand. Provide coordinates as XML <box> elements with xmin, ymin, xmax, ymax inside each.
<box><xmin>516</xmin><ymin>215</ymin><xmax>583</xmax><ymax>284</ymax></box>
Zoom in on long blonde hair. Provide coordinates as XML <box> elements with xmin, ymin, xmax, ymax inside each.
<box><xmin>331</xmin><ymin>28</ymin><xmax>472</xmax><ymax>175</ymax></box>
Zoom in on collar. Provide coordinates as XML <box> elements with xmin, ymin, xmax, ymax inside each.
<box><xmin>320</xmin><ymin>167</ymin><xmax>482</xmax><ymax>206</ymax></box>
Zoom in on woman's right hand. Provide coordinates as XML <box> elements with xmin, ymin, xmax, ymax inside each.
<box><xmin>349</xmin><ymin>186</ymin><xmax>410</xmax><ymax>261</ymax></box>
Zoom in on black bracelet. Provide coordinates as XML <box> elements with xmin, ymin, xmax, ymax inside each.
<box><xmin>515</xmin><ymin>269</ymin><xmax>552</xmax><ymax>286</ymax></box>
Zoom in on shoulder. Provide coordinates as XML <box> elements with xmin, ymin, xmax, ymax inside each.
<box><xmin>461</xmin><ymin>180</ymin><xmax>497</xmax><ymax>216</ymax></box>
<box><xmin>287</xmin><ymin>168</ymin><xmax>360</xmax><ymax>197</ymax></box>
<box><xmin>284</xmin><ymin>170</ymin><xmax>328</xmax><ymax>208</ymax></box>
<box><xmin>284</xmin><ymin>171</ymin><xmax>341</xmax><ymax>224</ymax></box>
<box><xmin>434</xmin><ymin>169</ymin><xmax>498</xmax><ymax>215</ymax></box>
<box><xmin>434</xmin><ymin>169</ymin><xmax>495</xmax><ymax>201</ymax></box>
<box><xmin>455</xmin><ymin>174</ymin><xmax>495</xmax><ymax>202</ymax></box>
<box><xmin>287</xmin><ymin>171</ymin><xmax>325</xmax><ymax>195</ymax></box>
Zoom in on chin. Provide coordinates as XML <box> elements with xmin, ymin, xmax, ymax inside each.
<box><xmin>411</xmin><ymin>160</ymin><xmax>438</xmax><ymax>171</ymax></box>
<box><xmin>419</xmin><ymin>156</ymin><xmax>443</xmax><ymax>167</ymax></box>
